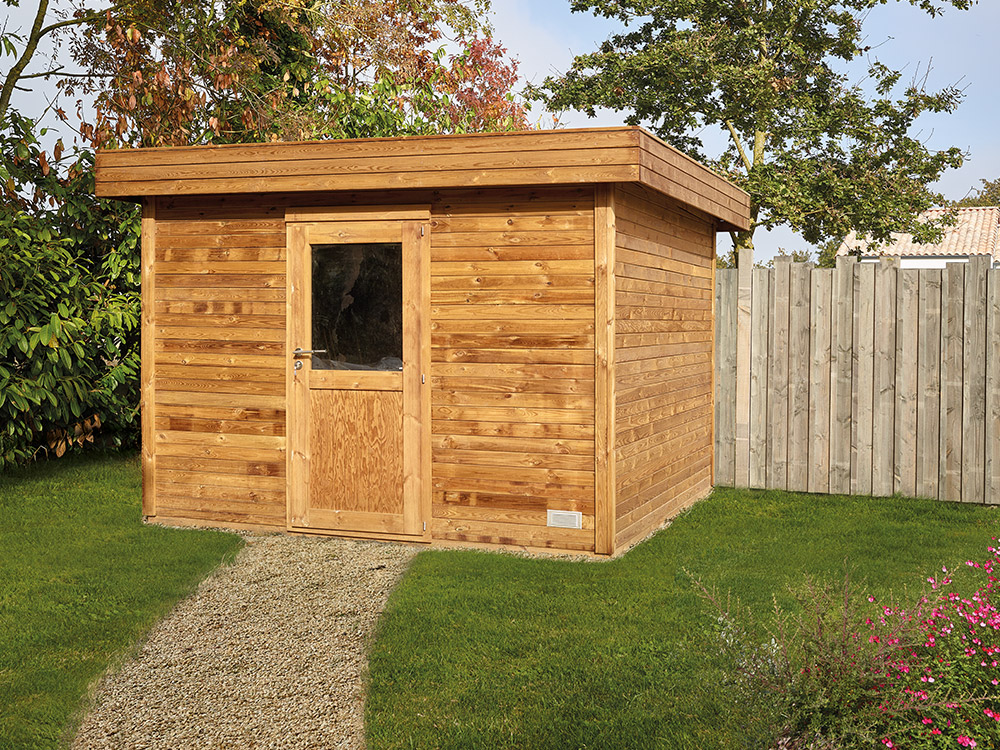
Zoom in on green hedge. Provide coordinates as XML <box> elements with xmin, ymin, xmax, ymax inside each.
<box><xmin>1</xmin><ymin>114</ymin><xmax>141</xmax><ymax>468</ymax></box>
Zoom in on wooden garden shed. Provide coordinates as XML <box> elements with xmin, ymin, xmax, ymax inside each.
<box><xmin>95</xmin><ymin>127</ymin><xmax>750</xmax><ymax>556</ymax></box>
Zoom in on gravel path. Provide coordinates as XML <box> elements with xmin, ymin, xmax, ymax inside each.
<box><xmin>73</xmin><ymin>535</ymin><xmax>417</xmax><ymax>750</ymax></box>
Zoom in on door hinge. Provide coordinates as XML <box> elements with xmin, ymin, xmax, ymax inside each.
<box><xmin>421</xmin><ymin>373</ymin><xmax>426</xmax><ymax>384</ymax></box>
<box><xmin>423</xmin><ymin>521</ymin><xmax>427</xmax><ymax>531</ymax></box>
<box><xmin>420</xmin><ymin>225</ymin><xmax>425</xmax><ymax>237</ymax></box>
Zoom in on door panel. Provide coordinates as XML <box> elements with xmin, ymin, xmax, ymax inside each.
<box><xmin>309</xmin><ymin>389</ymin><xmax>403</xmax><ymax>513</ymax></box>
<box><xmin>286</xmin><ymin>211</ymin><xmax>429</xmax><ymax>537</ymax></box>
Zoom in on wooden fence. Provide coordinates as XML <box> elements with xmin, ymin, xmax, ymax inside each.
<box><xmin>714</xmin><ymin>255</ymin><xmax>1000</xmax><ymax>504</ymax></box>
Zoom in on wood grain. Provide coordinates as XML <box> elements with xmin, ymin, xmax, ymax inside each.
<box><xmin>309</xmin><ymin>389</ymin><xmax>403</xmax><ymax>515</ymax></box>
<box><xmin>96</xmin><ymin>127</ymin><xmax>750</xmax><ymax>232</ymax></box>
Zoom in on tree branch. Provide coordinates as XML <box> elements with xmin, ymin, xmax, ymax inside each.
<box><xmin>0</xmin><ymin>3</ymin><xmax>107</xmax><ymax>120</ymax></box>
<box><xmin>20</xmin><ymin>67</ymin><xmax>111</xmax><ymax>80</ymax></box>
<box><xmin>1</xmin><ymin>0</ymin><xmax>50</xmax><ymax>121</ymax></box>
<box><xmin>725</xmin><ymin>120</ymin><xmax>753</xmax><ymax>173</ymax></box>
<box><xmin>38</xmin><ymin>12</ymin><xmax>105</xmax><ymax>39</ymax></box>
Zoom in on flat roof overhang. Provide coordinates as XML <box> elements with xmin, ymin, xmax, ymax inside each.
<box><xmin>95</xmin><ymin>126</ymin><xmax>751</xmax><ymax>233</ymax></box>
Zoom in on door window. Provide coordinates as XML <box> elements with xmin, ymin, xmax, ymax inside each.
<box><xmin>311</xmin><ymin>243</ymin><xmax>403</xmax><ymax>371</ymax></box>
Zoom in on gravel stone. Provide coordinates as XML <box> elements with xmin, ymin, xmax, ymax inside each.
<box><xmin>73</xmin><ymin>535</ymin><xmax>417</xmax><ymax>750</ymax></box>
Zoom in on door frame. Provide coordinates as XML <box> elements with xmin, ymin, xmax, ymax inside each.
<box><xmin>284</xmin><ymin>205</ymin><xmax>431</xmax><ymax>540</ymax></box>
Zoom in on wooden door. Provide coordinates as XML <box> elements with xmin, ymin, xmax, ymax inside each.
<box><xmin>286</xmin><ymin>208</ymin><xmax>430</xmax><ymax>537</ymax></box>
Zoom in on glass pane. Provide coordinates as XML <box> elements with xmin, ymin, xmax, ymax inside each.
<box><xmin>311</xmin><ymin>243</ymin><xmax>403</xmax><ymax>371</ymax></box>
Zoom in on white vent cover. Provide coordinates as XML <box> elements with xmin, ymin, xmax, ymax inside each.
<box><xmin>546</xmin><ymin>510</ymin><xmax>583</xmax><ymax>529</ymax></box>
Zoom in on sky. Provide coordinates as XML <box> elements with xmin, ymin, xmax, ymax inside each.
<box><xmin>5</xmin><ymin>1</ymin><xmax>999</xmax><ymax>263</ymax></box>
<box><xmin>486</xmin><ymin>0</ymin><xmax>1000</xmax><ymax>263</ymax></box>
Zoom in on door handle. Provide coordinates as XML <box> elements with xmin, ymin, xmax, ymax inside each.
<box><xmin>293</xmin><ymin>348</ymin><xmax>328</xmax><ymax>357</ymax></box>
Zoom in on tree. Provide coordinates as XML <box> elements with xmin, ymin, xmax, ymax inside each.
<box><xmin>532</xmin><ymin>0</ymin><xmax>973</xmax><ymax>262</ymax></box>
<box><xmin>955</xmin><ymin>177</ymin><xmax>1000</xmax><ymax>207</ymax></box>
<box><xmin>0</xmin><ymin>0</ymin><xmax>527</xmax><ymax>465</ymax></box>
<box><xmin>63</xmin><ymin>0</ymin><xmax>528</xmax><ymax>147</ymax></box>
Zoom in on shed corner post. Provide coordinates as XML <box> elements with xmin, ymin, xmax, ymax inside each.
<box><xmin>140</xmin><ymin>197</ymin><xmax>157</xmax><ymax>518</ymax></box>
<box><xmin>595</xmin><ymin>184</ymin><xmax>617</xmax><ymax>556</ymax></box>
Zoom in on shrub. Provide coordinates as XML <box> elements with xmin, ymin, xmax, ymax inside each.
<box><xmin>1</xmin><ymin>113</ymin><xmax>140</xmax><ymax>468</ymax></box>
<box><xmin>696</xmin><ymin>542</ymin><xmax>1000</xmax><ymax>749</ymax></box>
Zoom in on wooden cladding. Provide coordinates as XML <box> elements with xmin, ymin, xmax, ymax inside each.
<box><xmin>95</xmin><ymin>127</ymin><xmax>749</xmax><ymax>233</ymax></box>
<box><xmin>429</xmin><ymin>187</ymin><xmax>598</xmax><ymax>553</ymax></box>
<box><xmin>138</xmin><ymin>176</ymin><xmax>734</xmax><ymax>555</ymax></box>
<box><xmin>151</xmin><ymin>201</ymin><xmax>288</xmax><ymax>528</ymax></box>
<box><xmin>613</xmin><ymin>184</ymin><xmax>716</xmax><ymax>551</ymax></box>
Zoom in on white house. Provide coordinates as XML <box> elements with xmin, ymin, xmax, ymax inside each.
<box><xmin>837</xmin><ymin>206</ymin><xmax>1000</xmax><ymax>269</ymax></box>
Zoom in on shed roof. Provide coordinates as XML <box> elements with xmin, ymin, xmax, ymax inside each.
<box><xmin>94</xmin><ymin>127</ymin><xmax>750</xmax><ymax>232</ymax></box>
<box><xmin>837</xmin><ymin>206</ymin><xmax>1000</xmax><ymax>261</ymax></box>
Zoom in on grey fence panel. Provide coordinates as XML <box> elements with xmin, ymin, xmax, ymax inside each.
<box><xmin>715</xmin><ymin>257</ymin><xmax>1000</xmax><ymax>504</ymax></box>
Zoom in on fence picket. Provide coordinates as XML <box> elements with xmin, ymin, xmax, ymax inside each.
<box><xmin>808</xmin><ymin>270</ymin><xmax>832</xmax><ymax>494</ymax></box>
<box><xmin>872</xmin><ymin>259</ymin><xmax>897</xmax><ymax>497</ymax></box>
<box><xmin>962</xmin><ymin>256</ymin><xmax>988</xmax><ymax>504</ymax></box>
<box><xmin>735</xmin><ymin>253</ymin><xmax>753</xmax><ymax>487</ymax></box>
<box><xmin>940</xmin><ymin>263</ymin><xmax>964</xmax><ymax>502</ymax></box>
<box><xmin>987</xmin><ymin>269</ymin><xmax>1000</xmax><ymax>505</ymax></box>
<box><xmin>829</xmin><ymin>258</ymin><xmax>855</xmax><ymax>495</ymax></box>
<box><xmin>916</xmin><ymin>270</ymin><xmax>942</xmax><ymax>499</ymax></box>
<box><xmin>895</xmin><ymin>269</ymin><xmax>919</xmax><ymax>497</ymax></box>
<box><xmin>788</xmin><ymin>262</ymin><xmax>812</xmax><ymax>492</ymax></box>
<box><xmin>749</xmin><ymin>268</ymin><xmax>770</xmax><ymax>489</ymax></box>
<box><xmin>715</xmin><ymin>269</ymin><xmax>737</xmax><ymax>487</ymax></box>
<box><xmin>852</xmin><ymin>263</ymin><xmax>876</xmax><ymax>496</ymax></box>
<box><xmin>768</xmin><ymin>259</ymin><xmax>791</xmax><ymax>490</ymax></box>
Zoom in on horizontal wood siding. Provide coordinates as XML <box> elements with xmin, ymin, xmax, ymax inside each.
<box><xmin>95</xmin><ymin>128</ymin><xmax>750</xmax><ymax>233</ymax></box>
<box><xmin>428</xmin><ymin>187</ymin><xmax>597</xmax><ymax>552</ymax></box>
<box><xmin>151</xmin><ymin>198</ymin><xmax>288</xmax><ymax>526</ymax></box>
<box><xmin>613</xmin><ymin>184</ymin><xmax>716</xmax><ymax>550</ymax></box>
<box><xmin>637</xmin><ymin>131</ymin><xmax>750</xmax><ymax>234</ymax></box>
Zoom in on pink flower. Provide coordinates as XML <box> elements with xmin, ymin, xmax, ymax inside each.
<box><xmin>957</xmin><ymin>736</ymin><xmax>977</xmax><ymax>748</ymax></box>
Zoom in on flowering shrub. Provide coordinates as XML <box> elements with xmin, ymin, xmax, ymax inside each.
<box><xmin>696</xmin><ymin>541</ymin><xmax>1000</xmax><ymax>749</ymax></box>
<box><xmin>873</xmin><ymin>544</ymin><xmax>1000</xmax><ymax>748</ymax></box>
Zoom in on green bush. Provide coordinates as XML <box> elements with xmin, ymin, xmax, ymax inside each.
<box><xmin>1</xmin><ymin>113</ymin><xmax>141</xmax><ymax>468</ymax></box>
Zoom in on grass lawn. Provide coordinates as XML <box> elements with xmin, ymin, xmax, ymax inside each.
<box><xmin>366</xmin><ymin>488</ymin><xmax>999</xmax><ymax>750</ymax></box>
<box><xmin>0</xmin><ymin>453</ymin><xmax>243</xmax><ymax>750</ymax></box>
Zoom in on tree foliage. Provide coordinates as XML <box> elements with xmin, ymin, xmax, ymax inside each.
<box><xmin>533</xmin><ymin>0</ymin><xmax>973</xmax><ymax>258</ymax></box>
<box><xmin>955</xmin><ymin>177</ymin><xmax>1000</xmax><ymax>207</ymax></box>
<box><xmin>61</xmin><ymin>0</ymin><xmax>527</xmax><ymax>147</ymax></box>
<box><xmin>0</xmin><ymin>112</ymin><xmax>140</xmax><ymax>468</ymax></box>
<box><xmin>0</xmin><ymin>0</ymin><xmax>527</xmax><ymax>466</ymax></box>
